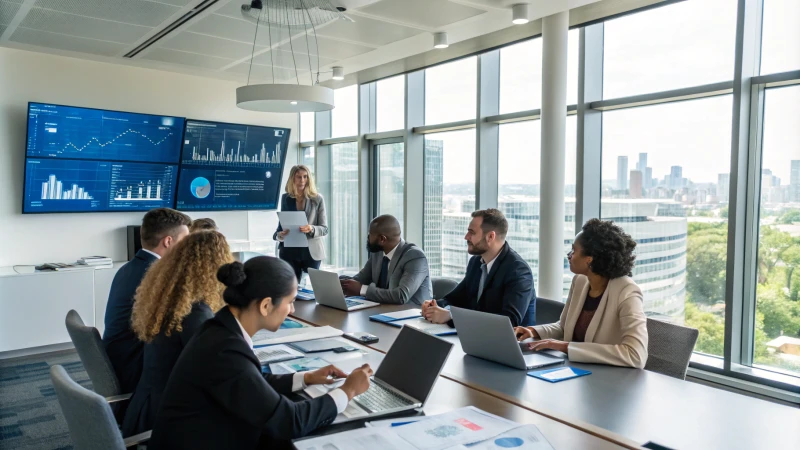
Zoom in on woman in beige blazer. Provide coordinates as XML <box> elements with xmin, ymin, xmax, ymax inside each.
<box><xmin>514</xmin><ymin>219</ymin><xmax>648</xmax><ymax>369</ymax></box>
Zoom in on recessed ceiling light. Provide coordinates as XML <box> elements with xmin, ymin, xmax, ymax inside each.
<box><xmin>512</xmin><ymin>4</ymin><xmax>529</xmax><ymax>25</ymax></box>
<box><xmin>433</xmin><ymin>32</ymin><xmax>449</xmax><ymax>49</ymax></box>
<box><xmin>290</xmin><ymin>101</ymin><xmax>298</xmax><ymax>105</ymax></box>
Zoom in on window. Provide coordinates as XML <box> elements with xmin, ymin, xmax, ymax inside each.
<box><xmin>300</xmin><ymin>112</ymin><xmax>315</xmax><ymax>143</ymax></box>
<box><xmin>423</xmin><ymin>129</ymin><xmax>476</xmax><ymax>279</ymax></box>
<box><xmin>301</xmin><ymin>147</ymin><xmax>315</xmax><ymax>173</ymax></box>
<box><xmin>603</xmin><ymin>0</ymin><xmax>737</xmax><ymax>98</ymax></box>
<box><xmin>753</xmin><ymin>85</ymin><xmax>800</xmax><ymax>376</ymax></box>
<box><xmin>600</xmin><ymin>96</ymin><xmax>733</xmax><ymax>358</ymax></box>
<box><xmin>332</xmin><ymin>85</ymin><xmax>358</xmax><ymax>138</ymax></box>
<box><xmin>760</xmin><ymin>0</ymin><xmax>800</xmax><ymax>75</ymax></box>
<box><xmin>377</xmin><ymin>76</ymin><xmax>405</xmax><ymax>132</ymax></box>
<box><xmin>499</xmin><ymin>29</ymin><xmax>579</xmax><ymax>114</ymax></box>
<box><xmin>376</xmin><ymin>142</ymin><xmax>405</xmax><ymax>230</ymax></box>
<box><xmin>497</xmin><ymin>116</ymin><xmax>577</xmax><ymax>296</ymax></box>
<box><xmin>425</xmin><ymin>57</ymin><xmax>477</xmax><ymax>125</ymax></box>
<box><xmin>329</xmin><ymin>142</ymin><xmax>360</xmax><ymax>273</ymax></box>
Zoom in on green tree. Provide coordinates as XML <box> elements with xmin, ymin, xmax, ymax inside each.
<box><xmin>686</xmin><ymin>222</ymin><xmax>728</xmax><ymax>305</ymax></box>
<box><xmin>684</xmin><ymin>302</ymin><xmax>725</xmax><ymax>356</ymax></box>
<box><xmin>781</xmin><ymin>245</ymin><xmax>800</xmax><ymax>290</ymax></box>
<box><xmin>757</xmin><ymin>227</ymin><xmax>793</xmax><ymax>284</ymax></box>
<box><xmin>777</xmin><ymin>209</ymin><xmax>800</xmax><ymax>224</ymax></box>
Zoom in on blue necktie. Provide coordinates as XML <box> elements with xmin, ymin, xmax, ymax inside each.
<box><xmin>477</xmin><ymin>262</ymin><xmax>488</xmax><ymax>302</ymax></box>
<box><xmin>378</xmin><ymin>256</ymin><xmax>390</xmax><ymax>289</ymax></box>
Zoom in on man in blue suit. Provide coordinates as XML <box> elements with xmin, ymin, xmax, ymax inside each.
<box><xmin>103</xmin><ymin>208</ymin><xmax>191</xmax><ymax>394</ymax></box>
<box><xmin>422</xmin><ymin>208</ymin><xmax>536</xmax><ymax>328</ymax></box>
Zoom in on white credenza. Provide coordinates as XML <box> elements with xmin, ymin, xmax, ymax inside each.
<box><xmin>0</xmin><ymin>263</ymin><xmax>122</xmax><ymax>356</ymax></box>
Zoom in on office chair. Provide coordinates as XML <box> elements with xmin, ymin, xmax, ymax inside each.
<box><xmin>534</xmin><ymin>297</ymin><xmax>565</xmax><ymax>325</ymax></box>
<box><xmin>431</xmin><ymin>277</ymin><xmax>458</xmax><ymax>300</ymax></box>
<box><xmin>644</xmin><ymin>318</ymin><xmax>699</xmax><ymax>380</ymax></box>
<box><xmin>50</xmin><ymin>365</ymin><xmax>150</xmax><ymax>450</ymax></box>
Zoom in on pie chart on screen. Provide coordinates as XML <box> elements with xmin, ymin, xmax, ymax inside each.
<box><xmin>191</xmin><ymin>177</ymin><xmax>211</xmax><ymax>199</ymax></box>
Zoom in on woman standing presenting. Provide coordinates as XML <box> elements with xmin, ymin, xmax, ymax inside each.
<box><xmin>274</xmin><ymin>165</ymin><xmax>327</xmax><ymax>281</ymax></box>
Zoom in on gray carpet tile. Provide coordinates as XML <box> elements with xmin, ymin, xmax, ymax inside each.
<box><xmin>0</xmin><ymin>351</ymin><xmax>89</xmax><ymax>450</ymax></box>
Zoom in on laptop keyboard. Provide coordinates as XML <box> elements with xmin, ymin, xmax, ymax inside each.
<box><xmin>353</xmin><ymin>382</ymin><xmax>413</xmax><ymax>413</ymax></box>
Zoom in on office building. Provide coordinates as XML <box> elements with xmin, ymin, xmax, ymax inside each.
<box><xmin>718</xmin><ymin>173</ymin><xmax>730</xmax><ymax>203</ymax></box>
<box><xmin>791</xmin><ymin>161</ymin><xmax>800</xmax><ymax>202</ymax></box>
<box><xmin>617</xmin><ymin>156</ymin><xmax>629</xmax><ymax>191</ymax></box>
<box><xmin>630</xmin><ymin>170</ymin><xmax>643</xmax><ymax>199</ymax></box>
<box><xmin>669</xmin><ymin>166</ymin><xmax>683</xmax><ymax>190</ymax></box>
<box><xmin>424</xmin><ymin>139</ymin><xmax>444</xmax><ymax>277</ymax></box>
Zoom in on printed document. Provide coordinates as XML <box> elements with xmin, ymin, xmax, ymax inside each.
<box><xmin>278</xmin><ymin>211</ymin><xmax>309</xmax><ymax>248</ymax></box>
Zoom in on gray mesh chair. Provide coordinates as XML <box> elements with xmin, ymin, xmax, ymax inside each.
<box><xmin>534</xmin><ymin>297</ymin><xmax>565</xmax><ymax>325</ymax></box>
<box><xmin>431</xmin><ymin>277</ymin><xmax>458</xmax><ymax>300</ymax></box>
<box><xmin>64</xmin><ymin>310</ymin><xmax>129</xmax><ymax>402</ymax></box>
<box><xmin>644</xmin><ymin>318</ymin><xmax>699</xmax><ymax>380</ymax></box>
<box><xmin>50</xmin><ymin>365</ymin><xmax>150</xmax><ymax>450</ymax></box>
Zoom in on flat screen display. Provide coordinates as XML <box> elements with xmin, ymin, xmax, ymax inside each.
<box><xmin>22</xmin><ymin>103</ymin><xmax>183</xmax><ymax>213</ymax></box>
<box><xmin>175</xmin><ymin>119</ymin><xmax>290</xmax><ymax>211</ymax></box>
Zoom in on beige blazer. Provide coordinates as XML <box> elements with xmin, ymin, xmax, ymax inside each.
<box><xmin>532</xmin><ymin>275</ymin><xmax>648</xmax><ymax>369</ymax></box>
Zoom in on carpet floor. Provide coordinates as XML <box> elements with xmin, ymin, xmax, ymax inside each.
<box><xmin>0</xmin><ymin>350</ymin><xmax>88</xmax><ymax>450</ymax></box>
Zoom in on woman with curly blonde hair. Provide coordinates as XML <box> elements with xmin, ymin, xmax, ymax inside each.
<box><xmin>122</xmin><ymin>230</ymin><xmax>232</xmax><ymax>437</ymax></box>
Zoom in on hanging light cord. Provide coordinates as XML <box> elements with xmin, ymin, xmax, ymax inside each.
<box><xmin>285</xmin><ymin>2</ymin><xmax>300</xmax><ymax>85</ymax></box>
<box><xmin>246</xmin><ymin>9</ymin><xmax>262</xmax><ymax>86</ymax></box>
<box><xmin>300</xmin><ymin>0</ymin><xmax>314</xmax><ymax>86</ymax></box>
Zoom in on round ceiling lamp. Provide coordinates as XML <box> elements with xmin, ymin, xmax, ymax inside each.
<box><xmin>512</xmin><ymin>4</ymin><xmax>529</xmax><ymax>25</ymax></box>
<box><xmin>433</xmin><ymin>32</ymin><xmax>449</xmax><ymax>49</ymax></box>
<box><xmin>236</xmin><ymin>0</ymin><xmax>351</xmax><ymax>113</ymax></box>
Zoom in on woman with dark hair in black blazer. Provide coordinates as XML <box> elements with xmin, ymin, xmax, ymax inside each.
<box><xmin>148</xmin><ymin>256</ymin><xmax>373</xmax><ymax>450</ymax></box>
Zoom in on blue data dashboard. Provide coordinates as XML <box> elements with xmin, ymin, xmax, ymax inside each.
<box><xmin>175</xmin><ymin>120</ymin><xmax>289</xmax><ymax>211</ymax></box>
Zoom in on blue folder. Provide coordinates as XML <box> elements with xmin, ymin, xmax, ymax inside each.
<box><xmin>296</xmin><ymin>287</ymin><xmax>315</xmax><ymax>301</ymax></box>
<box><xmin>527</xmin><ymin>366</ymin><xmax>592</xmax><ymax>383</ymax></box>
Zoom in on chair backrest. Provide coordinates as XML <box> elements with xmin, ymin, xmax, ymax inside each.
<box><xmin>644</xmin><ymin>318</ymin><xmax>699</xmax><ymax>380</ymax></box>
<box><xmin>50</xmin><ymin>365</ymin><xmax>127</xmax><ymax>450</ymax></box>
<box><xmin>431</xmin><ymin>277</ymin><xmax>458</xmax><ymax>300</ymax></box>
<box><xmin>534</xmin><ymin>297</ymin><xmax>565</xmax><ymax>325</ymax></box>
<box><xmin>64</xmin><ymin>310</ymin><xmax>122</xmax><ymax>397</ymax></box>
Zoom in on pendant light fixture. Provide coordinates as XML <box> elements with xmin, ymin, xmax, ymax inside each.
<box><xmin>236</xmin><ymin>0</ymin><xmax>350</xmax><ymax>113</ymax></box>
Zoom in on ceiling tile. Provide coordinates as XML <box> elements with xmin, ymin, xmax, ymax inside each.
<box><xmin>159</xmin><ymin>31</ymin><xmax>264</xmax><ymax>60</ymax></box>
<box><xmin>225</xmin><ymin>62</ymin><xmax>310</xmax><ymax>84</ymax></box>
<box><xmin>357</xmin><ymin>0</ymin><xmax>485</xmax><ymax>28</ymax></box>
<box><xmin>141</xmin><ymin>47</ymin><xmax>235</xmax><ymax>70</ymax></box>
<box><xmin>155</xmin><ymin>0</ymin><xmax>194</xmax><ymax>6</ymax></box>
<box><xmin>189</xmin><ymin>13</ymin><xmax>292</xmax><ymax>47</ymax></box>
<box><xmin>274</xmin><ymin>35</ymin><xmax>373</xmax><ymax>61</ymax></box>
<box><xmin>31</xmin><ymin>0</ymin><xmax>180</xmax><ymax>28</ymax></box>
<box><xmin>10</xmin><ymin>26</ymin><xmax>127</xmax><ymax>57</ymax></box>
<box><xmin>21</xmin><ymin>7</ymin><xmax>151</xmax><ymax>44</ymax></box>
<box><xmin>0</xmin><ymin>0</ymin><xmax>22</xmax><ymax>25</ymax></box>
<box><xmin>315</xmin><ymin>14</ymin><xmax>420</xmax><ymax>46</ymax></box>
<box><xmin>213</xmin><ymin>0</ymin><xmax>248</xmax><ymax>20</ymax></box>
<box><xmin>252</xmin><ymin>48</ymin><xmax>337</xmax><ymax>71</ymax></box>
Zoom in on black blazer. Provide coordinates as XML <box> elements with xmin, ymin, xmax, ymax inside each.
<box><xmin>148</xmin><ymin>307</ymin><xmax>338</xmax><ymax>450</ymax></box>
<box><xmin>439</xmin><ymin>242</ymin><xmax>536</xmax><ymax>327</ymax></box>
<box><xmin>121</xmin><ymin>303</ymin><xmax>213</xmax><ymax>437</ymax></box>
<box><xmin>102</xmin><ymin>249</ymin><xmax>158</xmax><ymax>393</ymax></box>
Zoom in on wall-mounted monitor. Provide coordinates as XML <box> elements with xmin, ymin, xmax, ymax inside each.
<box><xmin>175</xmin><ymin>119</ymin><xmax>290</xmax><ymax>211</ymax></box>
<box><xmin>22</xmin><ymin>103</ymin><xmax>184</xmax><ymax>213</ymax></box>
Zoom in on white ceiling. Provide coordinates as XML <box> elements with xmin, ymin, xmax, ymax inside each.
<box><xmin>0</xmin><ymin>0</ymin><xmax>600</xmax><ymax>85</ymax></box>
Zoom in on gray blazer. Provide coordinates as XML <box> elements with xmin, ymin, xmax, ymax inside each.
<box><xmin>353</xmin><ymin>239</ymin><xmax>432</xmax><ymax>305</ymax></box>
<box><xmin>274</xmin><ymin>193</ymin><xmax>328</xmax><ymax>261</ymax></box>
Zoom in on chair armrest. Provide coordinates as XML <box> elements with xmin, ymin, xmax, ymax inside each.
<box><xmin>105</xmin><ymin>393</ymin><xmax>132</xmax><ymax>403</ymax></box>
<box><xmin>124</xmin><ymin>430</ymin><xmax>151</xmax><ymax>448</ymax></box>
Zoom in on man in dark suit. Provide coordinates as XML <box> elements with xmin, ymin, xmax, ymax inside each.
<box><xmin>341</xmin><ymin>214</ymin><xmax>432</xmax><ymax>305</ymax></box>
<box><xmin>422</xmin><ymin>208</ymin><xmax>536</xmax><ymax>327</ymax></box>
<box><xmin>102</xmin><ymin>208</ymin><xmax>191</xmax><ymax>394</ymax></box>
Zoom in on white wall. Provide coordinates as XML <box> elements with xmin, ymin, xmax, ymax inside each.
<box><xmin>0</xmin><ymin>47</ymin><xmax>297</xmax><ymax>266</ymax></box>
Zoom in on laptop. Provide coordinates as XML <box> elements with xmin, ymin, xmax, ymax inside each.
<box><xmin>307</xmin><ymin>268</ymin><xmax>380</xmax><ymax>311</ymax></box>
<box><xmin>343</xmin><ymin>325</ymin><xmax>453</xmax><ymax>420</ymax></box>
<box><xmin>450</xmin><ymin>306</ymin><xmax>566</xmax><ymax>370</ymax></box>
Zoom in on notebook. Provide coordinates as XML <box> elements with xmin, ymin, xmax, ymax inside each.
<box><xmin>387</xmin><ymin>317</ymin><xmax>457</xmax><ymax>336</ymax></box>
<box><xmin>527</xmin><ymin>366</ymin><xmax>591</xmax><ymax>383</ymax></box>
<box><xmin>369</xmin><ymin>309</ymin><xmax>422</xmax><ymax>324</ymax></box>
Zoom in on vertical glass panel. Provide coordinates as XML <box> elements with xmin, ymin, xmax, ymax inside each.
<box><xmin>425</xmin><ymin>57</ymin><xmax>477</xmax><ymax>125</ymax></box>
<box><xmin>499</xmin><ymin>29</ymin><xmax>580</xmax><ymax>114</ymax></box>
<box><xmin>497</xmin><ymin>116</ymin><xmax>578</xmax><ymax>298</ymax></box>
<box><xmin>332</xmin><ymin>85</ymin><xmax>358</xmax><ymax>138</ymax></box>
<box><xmin>423</xmin><ymin>129</ymin><xmax>476</xmax><ymax>279</ymax></box>
<box><xmin>603</xmin><ymin>0</ymin><xmax>737</xmax><ymax>98</ymax></box>
<box><xmin>377</xmin><ymin>75</ymin><xmax>405</xmax><ymax>132</ymax></box>
<box><xmin>329</xmin><ymin>142</ymin><xmax>360</xmax><ymax>273</ymax></box>
<box><xmin>600</xmin><ymin>96</ymin><xmax>733</xmax><ymax>358</ymax></box>
<box><xmin>754</xmin><ymin>85</ymin><xmax>800</xmax><ymax>376</ymax></box>
<box><xmin>300</xmin><ymin>112</ymin><xmax>315</xmax><ymax>143</ymax></box>
<box><xmin>301</xmin><ymin>146</ymin><xmax>315</xmax><ymax>174</ymax></box>
<box><xmin>760</xmin><ymin>0</ymin><xmax>800</xmax><ymax>75</ymax></box>
<box><xmin>376</xmin><ymin>142</ymin><xmax>405</xmax><ymax>230</ymax></box>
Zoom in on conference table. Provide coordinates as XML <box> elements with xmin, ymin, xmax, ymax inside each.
<box><xmin>291</xmin><ymin>300</ymin><xmax>800</xmax><ymax>450</ymax></box>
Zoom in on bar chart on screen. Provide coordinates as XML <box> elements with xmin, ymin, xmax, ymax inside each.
<box><xmin>181</xmin><ymin>119</ymin><xmax>288</xmax><ymax>168</ymax></box>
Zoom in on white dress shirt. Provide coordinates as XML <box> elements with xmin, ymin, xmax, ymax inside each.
<box><xmin>140</xmin><ymin>248</ymin><xmax>161</xmax><ymax>259</ymax></box>
<box><xmin>234</xmin><ymin>316</ymin><xmax>349</xmax><ymax>413</ymax></box>
<box><xmin>360</xmin><ymin>242</ymin><xmax>401</xmax><ymax>296</ymax></box>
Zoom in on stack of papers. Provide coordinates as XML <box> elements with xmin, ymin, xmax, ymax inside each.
<box><xmin>254</xmin><ymin>344</ymin><xmax>303</xmax><ymax>365</ymax></box>
<box><xmin>270</xmin><ymin>356</ymin><xmax>330</xmax><ymax>375</ymax></box>
<box><xmin>388</xmin><ymin>317</ymin><xmax>457</xmax><ymax>336</ymax></box>
<box><xmin>370</xmin><ymin>309</ymin><xmax>422</xmax><ymax>324</ymax></box>
<box><xmin>252</xmin><ymin>325</ymin><xmax>343</xmax><ymax>347</ymax></box>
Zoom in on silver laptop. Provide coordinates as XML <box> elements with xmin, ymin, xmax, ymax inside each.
<box><xmin>450</xmin><ymin>306</ymin><xmax>566</xmax><ymax>370</ymax></box>
<box><xmin>307</xmin><ymin>268</ymin><xmax>380</xmax><ymax>311</ymax></box>
<box><xmin>343</xmin><ymin>325</ymin><xmax>453</xmax><ymax>420</ymax></box>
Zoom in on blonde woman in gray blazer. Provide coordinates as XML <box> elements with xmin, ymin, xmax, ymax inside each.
<box><xmin>274</xmin><ymin>165</ymin><xmax>328</xmax><ymax>281</ymax></box>
<box><xmin>514</xmin><ymin>219</ymin><xmax>649</xmax><ymax>369</ymax></box>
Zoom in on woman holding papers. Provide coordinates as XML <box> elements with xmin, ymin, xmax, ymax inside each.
<box><xmin>514</xmin><ymin>219</ymin><xmax>649</xmax><ymax>369</ymax></box>
<box><xmin>274</xmin><ymin>165</ymin><xmax>328</xmax><ymax>281</ymax></box>
<box><xmin>148</xmin><ymin>256</ymin><xmax>373</xmax><ymax>450</ymax></box>
<box><xmin>122</xmin><ymin>231</ymin><xmax>233</xmax><ymax>436</ymax></box>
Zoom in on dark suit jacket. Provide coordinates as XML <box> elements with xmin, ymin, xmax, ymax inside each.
<box><xmin>148</xmin><ymin>307</ymin><xmax>337</xmax><ymax>450</ymax></box>
<box><xmin>439</xmin><ymin>242</ymin><xmax>536</xmax><ymax>327</ymax></box>
<box><xmin>121</xmin><ymin>303</ymin><xmax>213</xmax><ymax>437</ymax></box>
<box><xmin>102</xmin><ymin>249</ymin><xmax>158</xmax><ymax>393</ymax></box>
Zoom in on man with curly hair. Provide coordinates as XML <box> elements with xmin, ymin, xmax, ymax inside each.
<box><xmin>103</xmin><ymin>208</ymin><xmax>191</xmax><ymax>395</ymax></box>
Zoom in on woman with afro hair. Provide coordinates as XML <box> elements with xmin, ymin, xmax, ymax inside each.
<box><xmin>514</xmin><ymin>219</ymin><xmax>648</xmax><ymax>368</ymax></box>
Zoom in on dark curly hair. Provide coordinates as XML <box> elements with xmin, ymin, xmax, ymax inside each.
<box><xmin>576</xmin><ymin>219</ymin><xmax>637</xmax><ymax>279</ymax></box>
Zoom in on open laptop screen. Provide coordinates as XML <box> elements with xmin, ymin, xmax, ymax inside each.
<box><xmin>375</xmin><ymin>326</ymin><xmax>453</xmax><ymax>403</ymax></box>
